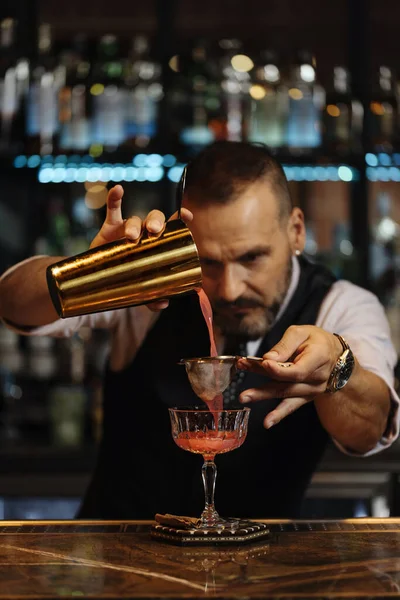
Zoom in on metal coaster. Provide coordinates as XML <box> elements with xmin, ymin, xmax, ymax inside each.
<box><xmin>151</xmin><ymin>520</ymin><xmax>270</xmax><ymax>546</ymax></box>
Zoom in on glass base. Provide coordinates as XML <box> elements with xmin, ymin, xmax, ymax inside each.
<box><xmin>198</xmin><ymin>507</ymin><xmax>242</xmax><ymax>532</ymax></box>
<box><xmin>151</xmin><ymin>520</ymin><xmax>270</xmax><ymax>545</ymax></box>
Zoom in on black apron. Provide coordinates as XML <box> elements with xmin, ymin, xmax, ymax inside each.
<box><xmin>78</xmin><ymin>256</ymin><xmax>336</xmax><ymax>519</ymax></box>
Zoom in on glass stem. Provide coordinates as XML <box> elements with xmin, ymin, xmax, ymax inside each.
<box><xmin>200</xmin><ymin>458</ymin><xmax>221</xmax><ymax>527</ymax></box>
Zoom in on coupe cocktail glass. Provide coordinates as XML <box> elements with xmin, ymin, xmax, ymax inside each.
<box><xmin>168</xmin><ymin>406</ymin><xmax>250</xmax><ymax>531</ymax></box>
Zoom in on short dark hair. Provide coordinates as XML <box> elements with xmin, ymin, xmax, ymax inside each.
<box><xmin>185</xmin><ymin>141</ymin><xmax>293</xmax><ymax>221</ymax></box>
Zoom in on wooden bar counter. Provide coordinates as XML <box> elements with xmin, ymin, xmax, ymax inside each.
<box><xmin>1</xmin><ymin>518</ymin><xmax>400</xmax><ymax>598</ymax></box>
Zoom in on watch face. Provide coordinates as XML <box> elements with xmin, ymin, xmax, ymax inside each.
<box><xmin>336</xmin><ymin>351</ymin><xmax>355</xmax><ymax>390</ymax></box>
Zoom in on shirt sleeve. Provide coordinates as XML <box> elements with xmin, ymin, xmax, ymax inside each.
<box><xmin>0</xmin><ymin>256</ymin><xmax>159</xmax><ymax>368</ymax></box>
<box><xmin>316</xmin><ymin>279</ymin><xmax>400</xmax><ymax>456</ymax></box>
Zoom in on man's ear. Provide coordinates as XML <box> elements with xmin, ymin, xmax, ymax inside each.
<box><xmin>287</xmin><ymin>207</ymin><xmax>306</xmax><ymax>255</ymax></box>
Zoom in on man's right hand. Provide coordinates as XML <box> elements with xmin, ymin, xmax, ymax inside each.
<box><xmin>90</xmin><ymin>185</ymin><xmax>194</xmax><ymax>311</ymax></box>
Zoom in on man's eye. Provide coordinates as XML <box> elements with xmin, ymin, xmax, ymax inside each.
<box><xmin>200</xmin><ymin>259</ymin><xmax>219</xmax><ymax>268</ymax></box>
<box><xmin>242</xmin><ymin>254</ymin><xmax>261</xmax><ymax>264</ymax></box>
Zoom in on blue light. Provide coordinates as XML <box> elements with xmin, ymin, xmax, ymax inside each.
<box><xmin>54</xmin><ymin>154</ymin><xmax>67</xmax><ymax>164</ymax></box>
<box><xmin>124</xmin><ymin>166</ymin><xmax>137</xmax><ymax>182</ymax></box>
<box><xmin>100</xmin><ymin>166</ymin><xmax>113</xmax><ymax>181</ymax></box>
<box><xmin>389</xmin><ymin>167</ymin><xmax>400</xmax><ymax>181</ymax></box>
<box><xmin>393</xmin><ymin>153</ymin><xmax>400</xmax><ymax>166</ymax></box>
<box><xmin>69</xmin><ymin>154</ymin><xmax>81</xmax><ymax>164</ymax></box>
<box><xmin>76</xmin><ymin>167</ymin><xmax>88</xmax><ymax>182</ymax></box>
<box><xmin>136</xmin><ymin>167</ymin><xmax>147</xmax><ymax>182</ymax></box>
<box><xmin>52</xmin><ymin>167</ymin><xmax>67</xmax><ymax>183</ymax></box>
<box><xmin>41</xmin><ymin>161</ymin><xmax>53</xmax><ymax>169</ymax></box>
<box><xmin>110</xmin><ymin>166</ymin><xmax>126</xmax><ymax>181</ymax></box>
<box><xmin>167</xmin><ymin>165</ymin><xmax>185</xmax><ymax>182</ymax></box>
<box><xmin>38</xmin><ymin>168</ymin><xmax>53</xmax><ymax>183</ymax></box>
<box><xmin>378</xmin><ymin>152</ymin><xmax>391</xmax><ymax>166</ymax></box>
<box><xmin>146</xmin><ymin>166</ymin><xmax>164</xmax><ymax>182</ymax></box>
<box><xmin>314</xmin><ymin>166</ymin><xmax>329</xmax><ymax>181</ymax></box>
<box><xmin>377</xmin><ymin>167</ymin><xmax>390</xmax><ymax>182</ymax></box>
<box><xmin>327</xmin><ymin>166</ymin><xmax>339</xmax><ymax>181</ymax></box>
<box><xmin>42</xmin><ymin>154</ymin><xmax>53</xmax><ymax>164</ymax></box>
<box><xmin>27</xmin><ymin>155</ymin><xmax>41</xmax><ymax>168</ymax></box>
<box><xmin>87</xmin><ymin>166</ymin><xmax>102</xmax><ymax>182</ymax></box>
<box><xmin>133</xmin><ymin>154</ymin><xmax>148</xmax><ymax>167</ymax></box>
<box><xmin>13</xmin><ymin>155</ymin><xmax>27</xmax><ymax>168</ymax></box>
<box><xmin>282</xmin><ymin>166</ymin><xmax>292</xmax><ymax>180</ymax></box>
<box><xmin>302</xmin><ymin>166</ymin><xmax>315</xmax><ymax>181</ymax></box>
<box><xmin>64</xmin><ymin>167</ymin><xmax>77</xmax><ymax>183</ymax></box>
<box><xmin>291</xmin><ymin>167</ymin><xmax>303</xmax><ymax>181</ymax></box>
<box><xmin>365</xmin><ymin>153</ymin><xmax>378</xmax><ymax>167</ymax></box>
<box><xmin>163</xmin><ymin>154</ymin><xmax>176</xmax><ymax>167</ymax></box>
<box><xmin>82</xmin><ymin>154</ymin><xmax>94</xmax><ymax>164</ymax></box>
<box><xmin>366</xmin><ymin>167</ymin><xmax>378</xmax><ymax>181</ymax></box>
<box><xmin>146</xmin><ymin>154</ymin><xmax>163</xmax><ymax>167</ymax></box>
<box><xmin>338</xmin><ymin>166</ymin><xmax>353</xmax><ymax>182</ymax></box>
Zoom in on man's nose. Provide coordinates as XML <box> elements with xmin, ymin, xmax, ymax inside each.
<box><xmin>217</xmin><ymin>265</ymin><xmax>244</xmax><ymax>303</ymax></box>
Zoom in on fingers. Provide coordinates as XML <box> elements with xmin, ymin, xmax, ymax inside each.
<box><xmin>123</xmin><ymin>209</ymin><xmax>167</xmax><ymax>242</ymax></box>
<box><xmin>90</xmin><ymin>185</ymin><xmax>126</xmax><ymax>247</ymax></box>
<box><xmin>238</xmin><ymin>357</ymin><xmax>302</xmax><ymax>381</ymax></box>
<box><xmin>144</xmin><ymin>210</ymin><xmax>167</xmax><ymax>235</ymax></box>
<box><xmin>240</xmin><ymin>380</ymin><xmax>325</xmax><ymax>404</ymax></box>
<box><xmin>169</xmin><ymin>207</ymin><xmax>194</xmax><ymax>223</ymax></box>
<box><xmin>91</xmin><ymin>184</ymin><xmax>191</xmax><ymax>251</ymax></box>
<box><xmin>147</xmin><ymin>299</ymin><xmax>170</xmax><ymax>312</ymax></box>
<box><xmin>105</xmin><ymin>185</ymin><xmax>124</xmax><ymax>225</ymax></box>
<box><xmin>263</xmin><ymin>398</ymin><xmax>308</xmax><ymax>429</ymax></box>
<box><xmin>238</xmin><ymin>354</ymin><xmax>328</xmax><ymax>388</ymax></box>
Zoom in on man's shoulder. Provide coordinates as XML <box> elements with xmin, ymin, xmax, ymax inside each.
<box><xmin>327</xmin><ymin>279</ymin><xmax>380</xmax><ymax>303</ymax></box>
<box><xmin>317</xmin><ymin>278</ymin><xmax>387</xmax><ymax>330</ymax></box>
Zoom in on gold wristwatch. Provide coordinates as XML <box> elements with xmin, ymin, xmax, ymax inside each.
<box><xmin>325</xmin><ymin>333</ymin><xmax>355</xmax><ymax>393</ymax></box>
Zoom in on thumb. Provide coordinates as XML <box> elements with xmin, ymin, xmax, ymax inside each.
<box><xmin>263</xmin><ymin>326</ymin><xmax>310</xmax><ymax>362</ymax></box>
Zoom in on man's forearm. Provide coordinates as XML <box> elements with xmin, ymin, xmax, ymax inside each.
<box><xmin>315</xmin><ymin>359</ymin><xmax>391</xmax><ymax>454</ymax></box>
<box><xmin>0</xmin><ymin>256</ymin><xmax>64</xmax><ymax>327</ymax></box>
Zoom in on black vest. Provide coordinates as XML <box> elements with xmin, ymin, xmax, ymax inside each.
<box><xmin>78</xmin><ymin>257</ymin><xmax>336</xmax><ymax>520</ymax></box>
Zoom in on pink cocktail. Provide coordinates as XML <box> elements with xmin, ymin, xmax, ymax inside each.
<box><xmin>175</xmin><ymin>430</ymin><xmax>245</xmax><ymax>461</ymax></box>
<box><xmin>169</xmin><ymin>406</ymin><xmax>250</xmax><ymax>530</ymax></box>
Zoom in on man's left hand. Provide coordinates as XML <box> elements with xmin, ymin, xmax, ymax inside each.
<box><xmin>237</xmin><ymin>325</ymin><xmax>343</xmax><ymax>429</ymax></box>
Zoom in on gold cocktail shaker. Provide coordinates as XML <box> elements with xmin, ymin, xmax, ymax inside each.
<box><xmin>46</xmin><ymin>218</ymin><xmax>202</xmax><ymax>318</ymax></box>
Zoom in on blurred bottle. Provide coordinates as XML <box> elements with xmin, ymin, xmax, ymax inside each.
<box><xmin>215</xmin><ymin>38</ymin><xmax>251</xmax><ymax>143</ymax></box>
<box><xmin>122</xmin><ymin>34</ymin><xmax>163</xmax><ymax>151</ymax></box>
<box><xmin>322</xmin><ymin>66</ymin><xmax>363</xmax><ymax>156</ymax></box>
<box><xmin>179</xmin><ymin>39</ymin><xmax>219</xmax><ymax>155</ymax></box>
<box><xmin>26</xmin><ymin>23</ymin><xmax>62</xmax><ymax>155</ymax></box>
<box><xmin>370</xmin><ymin>191</ymin><xmax>399</xmax><ymax>303</ymax></box>
<box><xmin>58</xmin><ymin>35</ymin><xmax>91</xmax><ymax>152</ymax></box>
<box><xmin>286</xmin><ymin>50</ymin><xmax>325</xmax><ymax>154</ymax></box>
<box><xmin>90</xmin><ymin>34</ymin><xmax>125</xmax><ymax>152</ymax></box>
<box><xmin>247</xmin><ymin>49</ymin><xmax>288</xmax><ymax>148</ymax></box>
<box><xmin>366</xmin><ymin>66</ymin><xmax>398</xmax><ymax>152</ymax></box>
<box><xmin>0</xmin><ymin>325</ymin><xmax>23</xmax><ymax>443</ymax></box>
<box><xmin>46</xmin><ymin>196</ymin><xmax>71</xmax><ymax>255</ymax></box>
<box><xmin>0</xmin><ymin>18</ymin><xmax>19</xmax><ymax>153</ymax></box>
<box><xmin>48</xmin><ymin>334</ymin><xmax>88</xmax><ymax>447</ymax></box>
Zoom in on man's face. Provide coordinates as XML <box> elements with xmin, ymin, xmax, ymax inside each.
<box><xmin>184</xmin><ymin>180</ymin><xmax>302</xmax><ymax>341</ymax></box>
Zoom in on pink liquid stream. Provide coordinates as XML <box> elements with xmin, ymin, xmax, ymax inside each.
<box><xmin>197</xmin><ymin>289</ymin><xmax>223</xmax><ymax>412</ymax></box>
<box><xmin>197</xmin><ymin>288</ymin><xmax>218</xmax><ymax>357</ymax></box>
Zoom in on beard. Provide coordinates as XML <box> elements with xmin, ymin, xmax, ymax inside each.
<box><xmin>213</xmin><ymin>257</ymin><xmax>293</xmax><ymax>341</ymax></box>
